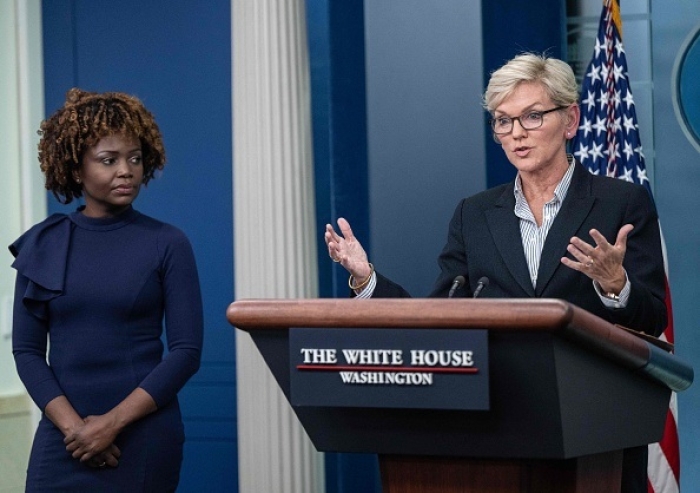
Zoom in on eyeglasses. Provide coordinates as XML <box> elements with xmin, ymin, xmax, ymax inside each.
<box><xmin>489</xmin><ymin>106</ymin><xmax>566</xmax><ymax>135</ymax></box>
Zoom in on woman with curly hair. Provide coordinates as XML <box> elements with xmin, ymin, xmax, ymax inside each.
<box><xmin>10</xmin><ymin>89</ymin><xmax>203</xmax><ymax>492</ymax></box>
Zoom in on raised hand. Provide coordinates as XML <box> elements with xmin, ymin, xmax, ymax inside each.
<box><xmin>324</xmin><ymin>218</ymin><xmax>372</xmax><ymax>281</ymax></box>
<box><xmin>560</xmin><ymin>224</ymin><xmax>633</xmax><ymax>295</ymax></box>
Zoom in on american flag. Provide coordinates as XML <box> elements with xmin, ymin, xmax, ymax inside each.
<box><xmin>571</xmin><ymin>1</ymin><xmax>680</xmax><ymax>492</ymax></box>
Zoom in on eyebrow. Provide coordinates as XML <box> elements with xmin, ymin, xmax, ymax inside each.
<box><xmin>494</xmin><ymin>104</ymin><xmax>547</xmax><ymax>117</ymax></box>
<box><xmin>95</xmin><ymin>147</ymin><xmax>142</xmax><ymax>155</ymax></box>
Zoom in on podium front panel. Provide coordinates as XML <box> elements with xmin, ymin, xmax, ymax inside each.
<box><xmin>251</xmin><ymin>329</ymin><xmax>669</xmax><ymax>459</ymax></box>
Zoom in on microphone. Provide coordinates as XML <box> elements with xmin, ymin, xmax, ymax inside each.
<box><xmin>473</xmin><ymin>276</ymin><xmax>490</xmax><ymax>298</ymax></box>
<box><xmin>448</xmin><ymin>275</ymin><xmax>466</xmax><ymax>298</ymax></box>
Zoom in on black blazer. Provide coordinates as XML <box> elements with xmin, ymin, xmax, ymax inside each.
<box><xmin>374</xmin><ymin>161</ymin><xmax>667</xmax><ymax>337</ymax></box>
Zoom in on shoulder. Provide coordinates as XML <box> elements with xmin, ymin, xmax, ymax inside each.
<box><xmin>9</xmin><ymin>213</ymin><xmax>70</xmax><ymax>257</ymax></box>
<box><xmin>588</xmin><ymin>172</ymin><xmax>645</xmax><ymax>193</ymax></box>
<box><xmin>134</xmin><ymin>212</ymin><xmax>189</xmax><ymax>239</ymax></box>
<box><xmin>21</xmin><ymin>213</ymin><xmax>69</xmax><ymax>236</ymax></box>
<box><xmin>133</xmin><ymin>213</ymin><xmax>195</xmax><ymax>257</ymax></box>
<box><xmin>573</xmin><ymin>165</ymin><xmax>658</xmax><ymax>219</ymax></box>
<box><xmin>572</xmin><ymin>161</ymin><xmax>647</xmax><ymax>196</ymax></box>
<box><xmin>458</xmin><ymin>181</ymin><xmax>512</xmax><ymax>211</ymax></box>
<box><xmin>588</xmin><ymin>173</ymin><xmax>655</xmax><ymax>208</ymax></box>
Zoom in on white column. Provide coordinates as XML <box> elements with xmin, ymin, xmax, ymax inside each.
<box><xmin>232</xmin><ymin>1</ymin><xmax>324</xmax><ymax>492</ymax></box>
<box><xmin>0</xmin><ymin>1</ymin><xmax>45</xmax><ymax>489</ymax></box>
<box><xmin>0</xmin><ymin>0</ymin><xmax>46</xmax><ymax>394</ymax></box>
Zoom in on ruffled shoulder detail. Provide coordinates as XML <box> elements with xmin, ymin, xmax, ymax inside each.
<box><xmin>9</xmin><ymin>214</ymin><xmax>72</xmax><ymax>319</ymax></box>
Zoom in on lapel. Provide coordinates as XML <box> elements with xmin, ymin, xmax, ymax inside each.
<box><xmin>485</xmin><ymin>184</ymin><xmax>536</xmax><ymax>296</ymax></box>
<box><xmin>535</xmin><ymin>162</ymin><xmax>595</xmax><ymax>295</ymax></box>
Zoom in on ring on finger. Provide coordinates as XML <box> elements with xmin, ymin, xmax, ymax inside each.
<box><xmin>585</xmin><ymin>257</ymin><xmax>594</xmax><ymax>267</ymax></box>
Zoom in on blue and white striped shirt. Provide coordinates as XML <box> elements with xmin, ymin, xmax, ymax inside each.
<box><xmin>514</xmin><ymin>156</ymin><xmax>575</xmax><ymax>287</ymax></box>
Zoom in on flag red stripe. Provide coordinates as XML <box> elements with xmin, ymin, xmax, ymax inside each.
<box><xmin>574</xmin><ymin>2</ymin><xmax>680</xmax><ymax>490</ymax></box>
<box><xmin>660</xmin><ymin>408</ymin><xmax>680</xmax><ymax>480</ymax></box>
<box><xmin>651</xmin><ymin>277</ymin><xmax>680</xmax><ymax>490</ymax></box>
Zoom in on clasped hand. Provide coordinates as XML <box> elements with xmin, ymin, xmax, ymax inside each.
<box><xmin>64</xmin><ymin>414</ymin><xmax>121</xmax><ymax>468</ymax></box>
<box><xmin>560</xmin><ymin>224</ymin><xmax>633</xmax><ymax>295</ymax></box>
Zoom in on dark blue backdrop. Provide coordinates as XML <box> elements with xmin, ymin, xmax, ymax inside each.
<box><xmin>481</xmin><ymin>1</ymin><xmax>566</xmax><ymax>188</ymax></box>
<box><xmin>307</xmin><ymin>1</ymin><xmax>380</xmax><ymax>491</ymax></box>
<box><xmin>41</xmin><ymin>1</ymin><xmax>236</xmax><ymax>491</ymax></box>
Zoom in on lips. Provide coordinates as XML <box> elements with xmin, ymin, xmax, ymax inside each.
<box><xmin>513</xmin><ymin>146</ymin><xmax>531</xmax><ymax>157</ymax></box>
<box><xmin>113</xmin><ymin>184</ymin><xmax>135</xmax><ymax>194</ymax></box>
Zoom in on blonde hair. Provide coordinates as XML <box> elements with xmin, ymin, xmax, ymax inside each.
<box><xmin>483</xmin><ymin>53</ymin><xmax>579</xmax><ymax>113</ymax></box>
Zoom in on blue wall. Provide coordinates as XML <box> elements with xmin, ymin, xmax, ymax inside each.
<box><xmin>363</xmin><ymin>0</ymin><xmax>487</xmax><ymax>297</ymax></box>
<box><xmin>309</xmin><ymin>0</ymin><xmax>371</xmax><ymax>300</ymax></box>
<box><xmin>41</xmin><ymin>1</ymin><xmax>236</xmax><ymax>491</ymax></box>
<box><xmin>481</xmin><ymin>1</ymin><xmax>565</xmax><ymax>187</ymax></box>
<box><xmin>650</xmin><ymin>1</ymin><xmax>700</xmax><ymax>489</ymax></box>
<box><xmin>307</xmin><ymin>2</ymin><xmax>383</xmax><ymax>491</ymax></box>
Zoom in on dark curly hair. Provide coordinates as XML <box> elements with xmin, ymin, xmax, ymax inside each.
<box><xmin>38</xmin><ymin>88</ymin><xmax>166</xmax><ymax>204</ymax></box>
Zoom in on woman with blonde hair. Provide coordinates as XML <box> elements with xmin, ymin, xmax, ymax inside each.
<box><xmin>325</xmin><ymin>53</ymin><xmax>666</xmax><ymax>493</ymax></box>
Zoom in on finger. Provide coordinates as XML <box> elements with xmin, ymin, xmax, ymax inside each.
<box><xmin>324</xmin><ymin>224</ymin><xmax>341</xmax><ymax>244</ymax></box>
<box><xmin>324</xmin><ymin>229</ymin><xmax>342</xmax><ymax>259</ymax></box>
<box><xmin>588</xmin><ymin>229</ymin><xmax>611</xmax><ymax>249</ymax></box>
<box><xmin>568</xmin><ymin>236</ymin><xmax>595</xmax><ymax>257</ymax></box>
<box><xmin>337</xmin><ymin>218</ymin><xmax>355</xmax><ymax>242</ymax></box>
<box><xmin>324</xmin><ymin>231</ymin><xmax>336</xmax><ymax>251</ymax></box>
<box><xmin>105</xmin><ymin>457</ymin><xmax>119</xmax><ymax>467</ymax></box>
<box><xmin>566</xmin><ymin>243</ymin><xmax>592</xmax><ymax>264</ymax></box>
<box><xmin>615</xmin><ymin>224</ymin><xmax>634</xmax><ymax>248</ymax></box>
<box><xmin>110</xmin><ymin>444</ymin><xmax>122</xmax><ymax>459</ymax></box>
<box><xmin>86</xmin><ymin>454</ymin><xmax>109</xmax><ymax>468</ymax></box>
<box><xmin>560</xmin><ymin>256</ymin><xmax>589</xmax><ymax>273</ymax></box>
<box><xmin>103</xmin><ymin>452</ymin><xmax>119</xmax><ymax>467</ymax></box>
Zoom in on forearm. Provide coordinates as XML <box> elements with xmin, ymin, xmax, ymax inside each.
<box><xmin>105</xmin><ymin>387</ymin><xmax>158</xmax><ymax>433</ymax></box>
<box><xmin>44</xmin><ymin>395</ymin><xmax>84</xmax><ymax>437</ymax></box>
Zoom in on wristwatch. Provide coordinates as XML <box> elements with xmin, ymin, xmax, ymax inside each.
<box><xmin>602</xmin><ymin>291</ymin><xmax>621</xmax><ymax>302</ymax></box>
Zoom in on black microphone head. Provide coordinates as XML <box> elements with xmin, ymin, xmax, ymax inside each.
<box><xmin>472</xmin><ymin>276</ymin><xmax>490</xmax><ymax>298</ymax></box>
<box><xmin>448</xmin><ymin>275</ymin><xmax>466</xmax><ymax>298</ymax></box>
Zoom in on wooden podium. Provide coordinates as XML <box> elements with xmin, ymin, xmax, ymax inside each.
<box><xmin>227</xmin><ymin>298</ymin><xmax>693</xmax><ymax>493</ymax></box>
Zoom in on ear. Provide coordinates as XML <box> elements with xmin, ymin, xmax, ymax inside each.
<box><xmin>565</xmin><ymin>103</ymin><xmax>580</xmax><ymax>138</ymax></box>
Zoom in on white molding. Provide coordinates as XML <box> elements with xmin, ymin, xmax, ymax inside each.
<box><xmin>232</xmin><ymin>0</ymin><xmax>323</xmax><ymax>491</ymax></box>
<box><xmin>16</xmin><ymin>0</ymin><xmax>47</xmax><ymax>230</ymax></box>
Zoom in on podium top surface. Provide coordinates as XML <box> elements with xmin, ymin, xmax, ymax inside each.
<box><xmin>228</xmin><ymin>298</ymin><xmax>580</xmax><ymax>330</ymax></box>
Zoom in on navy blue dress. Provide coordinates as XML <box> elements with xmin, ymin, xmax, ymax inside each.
<box><xmin>10</xmin><ymin>207</ymin><xmax>203</xmax><ymax>492</ymax></box>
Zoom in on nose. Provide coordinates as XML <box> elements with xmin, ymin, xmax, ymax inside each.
<box><xmin>116</xmin><ymin>158</ymin><xmax>134</xmax><ymax>177</ymax></box>
<box><xmin>511</xmin><ymin>117</ymin><xmax>528</xmax><ymax>138</ymax></box>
